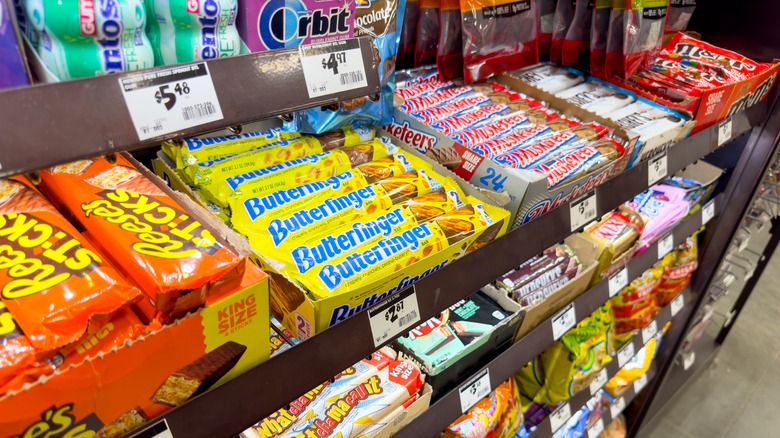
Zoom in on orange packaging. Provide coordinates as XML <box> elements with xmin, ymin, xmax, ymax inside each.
<box><xmin>0</xmin><ymin>301</ymin><xmax>38</xmax><ymax>392</ymax></box>
<box><xmin>37</xmin><ymin>156</ymin><xmax>244</xmax><ymax>313</ymax></box>
<box><xmin>0</xmin><ymin>177</ymin><xmax>142</xmax><ymax>357</ymax></box>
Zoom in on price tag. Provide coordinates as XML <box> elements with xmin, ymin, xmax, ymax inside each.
<box><xmin>648</xmin><ymin>153</ymin><xmax>668</xmax><ymax>185</ymax></box>
<box><xmin>702</xmin><ymin>200</ymin><xmax>715</xmax><ymax>224</ymax></box>
<box><xmin>608</xmin><ymin>267</ymin><xmax>629</xmax><ymax>297</ymax></box>
<box><xmin>683</xmin><ymin>351</ymin><xmax>696</xmax><ymax>370</ymax></box>
<box><xmin>588</xmin><ymin>418</ymin><xmax>605</xmax><ymax>438</ymax></box>
<box><xmin>131</xmin><ymin>419</ymin><xmax>174</xmax><ymax>438</ymax></box>
<box><xmin>718</xmin><ymin>118</ymin><xmax>733</xmax><ymax>146</ymax></box>
<box><xmin>590</xmin><ymin>367</ymin><xmax>609</xmax><ymax>395</ymax></box>
<box><xmin>367</xmin><ymin>287</ymin><xmax>420</xmax><ymax>347</ymax></box>
<box><xmin>670</xmin><ymin>293</ymin><xmax>684</xmax><ymax>317</ymax></box>
<box><xmin>610</xmin><ymin>396</ymin><xmax>626</xmax><ymax>419</ymax></box>
<box><xmin>657</xmin><ymin>233</ymin><xmax>674</xmax><ymax>259</ymax></box>
<box><xmin>299</xmin><ymin>39</ymin><xmax>368</xmax><ymax>98</ymax></box>
<box><xmin>459</xmin><ymin>369</ymin><xmax>492</xmax><ymax>412</ymax></box>
<box><xmin>634</xmin><ymin>373</ymin><xmax>649</xmax><ymax>393</ymax></box>
<box><xmin>119</xmin><ymin>63</ymin><xmax>224</xmax><ymax>141</ymax></box>
<box><xmin>570</xmin><ymin>191</ymin><xmax>598</xmax><ymax>232</ymax></box>
<box><xmin>617</xmin><ymin>342</ymin><xmax>636</xmax><ymax>368</ymax></box>
<box><xmin>549</xmin><ymin>403</ymin><xmax>572</xmax><ymax>433</ymax></box>
<box><xmin>642</xmin><ymin>320</ymin><xmax>658</xmax><ymax>345</ymax></box>
<box><xmin>552</xmin><ymin>303</ymin><xmax>577</xmax><ymax>341</ymax></box>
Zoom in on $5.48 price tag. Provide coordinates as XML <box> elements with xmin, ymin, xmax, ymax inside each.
<box><xmin>459</xmin><ymin>369</ymin><xmax>491</xmax><ymax>413</ymax></box>
<box><xmin>119</xmin><ymin>63</ymin><xmax>223</xmax><ymax>141</ymax></box>
<box><xmin>367</xmin><ymin>287</ymin><xmax>420</xmax><ymax>347</ymax></box>
<box><xmin>570</xmin><ymin>191</ymin><xmax>597</xmax><ymax>232</ymax></box>
<box><xmin>299</xmin><ymin>39</ymin><xmax>368</xmax><ymax>98</ymax></box>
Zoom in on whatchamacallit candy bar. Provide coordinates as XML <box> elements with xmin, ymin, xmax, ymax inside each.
<box><xmin>509</xmin><ymin>63</ymin><xmax>585</xmax><ymax>93</ymax></box>
<box><xmin>0</xmin><ymin>177</ymin><xmax>142</xmax><ymax>357</ymax></box>
<box><xmin>37</xmin><ymin>156</ymin><xmax>242</xmax><ymax>314</ymax></box>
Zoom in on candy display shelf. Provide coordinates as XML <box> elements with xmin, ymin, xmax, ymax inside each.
<box><xmin>0</xmin><ymin>36</ymin><xmax>381</xmax><ymax>178</ymax></box>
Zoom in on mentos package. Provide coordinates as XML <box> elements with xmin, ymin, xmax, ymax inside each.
<box><xmin>19</xmin><ymin>0</ymin><xmax>154</xmax><ymax>80</ymax></box>
<box><xmin>146</xmin><ymin>0</ymin><xmax>242</xmax><ymax>65</ymax></box>
<box><xmin>0</xmin><ymin>0</ymin><xmax>30</xmax><ymax>89</ymax></box>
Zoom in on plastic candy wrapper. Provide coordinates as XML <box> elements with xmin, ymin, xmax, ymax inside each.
<box><xmin>398</xmin><ymin>0</ymin><xmax>419</xmax><ymax>68</ymax></box>
<box><xmin>460</xmin><ymin>0</ymin><xmax>539</xmax><ymax>83</ymax></box>
<box><xmin>409</xmin><ymin>88</ymin><xmax>540</xmax><ymax>125</ymax></box>
<box><xmin>549</xmin><ymin>0</ymin><xmax>574</xmax><ymax>64</ymax></box>
<box><xmin>664</xmin><ymin>0</ymin><xmax>695</xmax><ymax>35</ymax></box>
<box><xmin>605</xmin><ymin>0</ymin><xmax>627</xmax><ymax>79</ymax></box>
<box><xmin>497</xmin><ymin>244</ymin><xmax>582</xmax><ymax>308</ymax></box>
<box><xmin>429</xmin><ymin>101</ymin><xmax>534</xmax><ymax>135</ymax></box>
<box><xmin>443</xmin><ymin>378</ymin><xmax>515</xmax><ymax>438</ymax></box>
<box><xmin>469</xmin><ymin>117</ymin><xmax>576</xmax><ymax>159</ymax></box>
<box><xmin>37</xmin><ymin>157</ymin><xmax>241</xmax><ymax>314</ymax></box>
<box><xmin>561</xmin><ymin>0</ymin><xmax>593</xmax><ymax>66</ymax></box>
<box><xmin>0</xmin><ymin>301</ymin><xmax>40</xmax><ymax>393</ymax></box>
<box><xmin>0</xmin><ymin>176</ymin><xmax>142</xmax><ymax>357</ymax></box>
<box><xmin>538</xmin><ymin>0</ymin><xmax>558</xmax><ymax>57</ymax></box>
<box><xmin>659</xmin><ymin>33</ymin><xmax>769</xmax><ymax>83</ymax></box>
<box><xmin>395</xmin><ymin>78</ymin><xmax>453</xmax><ymax>100</ymax></box>
<box><xmin>551</xmin><ymin>404</ymin><xmax>589</xmax><ymax>438</ymax></box>
<box><xmin>400</xmin><ymin>83</ymin><xmax>500</xmax><ymax>113</ymax></box>
<box><xmin>604</xmin><ymin>338</ymin><xmax>657</xmax><ymax>396</ymax></box>
<box><xmin>663</xmin><ymin>175</ymin><xmax>716</xmax><ymax>208</ymax></box>
<box><xmin>437</xmin><ymin>0</ymin><xmax>464</xmax><ymax>80</ymax></box>
<box><xmin>611</xmin><ymin>267</ymin><xmax>661</xmax><ymax>334</ymax></box>
<box><xmin>626</xmin><ymin>184</ymin><xmax>689</xmax><ymax>250</ymax></box>
<box><xmin>454</xmin><ymin>109</ymin><xmax>559</xmax><ymax>150</ymax></box>
<box><xmin>532</xmin><ymin>137</ymin><xmax>624</xmax><ymax>189</ymax></box>
<box><xmin>591</xmin><ymin>0</ymin><xmax>613</xmax><ymax>78</ymax></box>
<box><xmin>623</xmin><ymin>0</ymin><xmax>669</xmax><ymax>79</ymax></box>
<box><xmin>583</xmin><ymin>207</ymin><xmax>645</xmax><ymax>262</ymax></box>
<box><xmin>606</xmin><ymin>98</ymin><xmax>687</xmax><ymax>163</ymax></box>
<box><xmin>655</xmin><ymin>236</ymin><xmax>697</xmax><ymax>306</ymax></box>
<box><xmin>510</xmin><ymin>64</ymin><xmax>585</xmax><ymax>94</ymax></box>
<box><xmin>555</xmin><ymin>79</ymin><xmax>636</xmax><ymax>116</ymax></box>
<box><xmin>396</xmin><ymin>66</ymin><xmax>442</xmax><ymax>89</ymax></box>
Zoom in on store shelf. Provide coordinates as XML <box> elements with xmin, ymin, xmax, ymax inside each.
<box><xmin>0</xmin><ymin>36</ymin><xmax>381</xmax><ymax>178</ymax></box>
<box><xmin>586</xmin><ymin>367</ymin><xmax>658</xmax><ymax>438</ymax></box>
<box><xmin>394</xmin><ymin>197</ymin><xmax>719</xmax><ymax>438</ymax></box>
<box><xmin>125</xmin><ymin>103</ymin><xmax>754</xmax><ymax>438</ymax></box>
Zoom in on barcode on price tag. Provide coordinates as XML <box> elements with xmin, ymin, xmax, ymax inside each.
<box><xmin>609</xmin><ymin>267</ymin><xmax>629</xmax><ymax>297</ymax></box>
<box><xmin>459</xmin><ymin>369</ymin><xmax>491</xmax><ymax>412</ymax></box>
<box><xmin>702</xmin><ymin>200</ymin><xmax>715</xmax><ymax>224</ymax></box>
<box><xmin>618</xmin><ymin>342</ymin><xmax>635</xmax><ymax>368</ymax></box>
<box><xmin>119</xmin><ymin>63</ymin><xmax>223</xmax><ymax>141</ymax></box>
<box><xmin>648</xmin><ymin>153</ymin><xmax>668</xmax><ymax>185</ymax></box>
<box><xmin>718</xmin><ymin>118</ymin><xmax>733</xmax><ymax>146</ymax></box>
<box><xmin>642</xmin><ymin>320</ymin><xmax>658</xmax><ymax>344</ymax></box>
<box><xmin>671</xmin><ymin>293</ymin><xmax>684</xmax><ymax>317</ymax></box>
<box><xmin>570</xmin><ymin>190</ymin><xmax>597</xmax><ymax>232</ymax></box>
<box><xmin>299</xmin><ymin>39</ymin><xmax>368</xmax><ymax>98</ymax></box>
<box><xmin>549</xmin><ymin>403</ymin><xmax>572</xmax><ymax>433</ymax></box>
<box><xmin>610</xmin><ymin>396</ymin><xmax>626</xmax><ymax>418</ymax></box>
<box><xmin>367</xmin><ymin>287</ymin><xmax>420</xmax><ymax>347</ymax></box>
<box><xmin>588</xmin><ymin>418</ymin><xmax>605</xmax><ymax>438</ymax></box>
<box><xmin>590</xmin><ymin>367</ymin><xmax>609</xmax><ymax>395</ymax></box>
<box><xmin>634</xmin><ymin>373</ymin><xmax>649</xmax><ymax>393</ymax></box>
<box><xmin>130</xmin><ymin>419</ymin><xmax>173</xmax><ymax>438</ymax></box>
<box><xmin>658</xmin><ymin>233</ymin><xmax>674</xmax><ymax>259</ymax></box>
<box><xmin>552</xmin><ymin>303</ymin><xmax>576</xmax><ymax>341</ymax></box>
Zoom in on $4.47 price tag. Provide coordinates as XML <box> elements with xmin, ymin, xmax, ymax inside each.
<box><xmin>299</xmin><ymin>39</ymin><xmax>368</xmax><ymax>98</ymax></box>
<box><xmin>367</xmin><ymin>287</ymin><xmax>420</xmax><ymax>347</ymax></box>
<box><xmin>570</xmin><ymin>190</ymin><xmax>597</xmax><ymax>232</ymax></box>
<box><xmin>119</xmin><ymin>63</ymin><xmax>223</xmax><ymax>141</ymax></box>
<box><xmin>459</xmin><ymin>369</ymin><xmax>491</xmax><ymax>413</ymax></box>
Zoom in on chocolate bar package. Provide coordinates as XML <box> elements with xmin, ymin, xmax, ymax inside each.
<box><xmin>497</xmin><ymin>244</ymin><xmax>582</xmax><ymax>307</ymax></box>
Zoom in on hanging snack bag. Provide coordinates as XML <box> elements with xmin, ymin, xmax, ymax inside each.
<box><xmin>437</xmin><ymin>0</ymin><xmax>464</xmax><ymax>80</ymax></box>
<box><xmin>550</xmin><ymin>0</ymin><xmax>575</xmax><ymax>64</ymax></box>
<box><xmin>398</xmin><ymin>0</ymin><xmax>420</xmax><ymax>69</ymax></box>
<box><xmin>415</xmin><ymin>0</ymin><xmax>441</xmax><ymax>66</ymax></box>
<box><xmin>591</xmin><ymin>0</ymin><xmax>613</xmax><ymax>78</ymax></box>
<box><xmin>561</xmin><ymin>0</ymin><xmax>593</xmax><ymax>66</ymax></box>
<box><xmin>605</xmin><ymin>0</ymin><xmax>627</xmax><ymax>78</ymax></box>
<box><xmin>460</xmin><ymin>0</ymin><xmax>539</xmax><ymax>83</ymax></box>
<box><xmin>623</xmin><ymin>0</ymin><xmax>669</xmax><ymax>79</ymax></box>
<box><xmin>538</xmin><ymin>0</ymin><xmax>557</xmax><ymax>58</ymax></box>
<box><xmin>664</xmin><ymin>0</ymin><xmax>695</xmax><ymax>34</ymax></box>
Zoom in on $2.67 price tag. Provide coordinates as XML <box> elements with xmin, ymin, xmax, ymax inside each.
<box><xmin>459</xmin><ymin>369</ymin><xmax>491</xmax><ymax>412</ymax></box>
<box><xmin>367</xmin><ymin>287</ymin><xmax>420</xmax><ymax>347</ymax></box>
<box><xmin>119</xmin><ymin>63</ymin><xmax>223</xmax><ymax>141</ymax></box>
<box><xmin>299</xmin><ymin>39</ymin><xmax>368</xmax><ymax>98</ymax></box>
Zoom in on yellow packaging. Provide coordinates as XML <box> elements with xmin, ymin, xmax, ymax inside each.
<box><xmin>203</xmin><ymin>140</ymin><xmax>397</xmax><ymax>208</ymax></box>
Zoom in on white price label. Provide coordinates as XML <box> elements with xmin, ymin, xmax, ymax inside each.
<box><xmin>702</xmin><ymin>200</ymin><xmax>715</xmax><ymax>224</ymax></box>
<box><xmin>642</xmin><ymin>320</ymin><xmax>659</xmax><ymax>345</ymax></box>
<box><xmin>670</xmin><ymin>293</ymin><xmax>684</xmax><ymax>317</ymax></box>
<box><xmin>634</xmin><ymin>373</ymin><xmax>649</xmax><ymax>394</ymax></box>
<box><xmin>683</xmin><ymin>351</ymin><xmax>696</xmax><ymax>370</ymax></box>
<box><xmin>718</xmin><ymin>118</ymin><xmax>733</xmax><ymax>146</ymax></box>
<box><xmin>658</xmin><ymin>233</ymin><xmax>674</xmax><ymax>259</ymax></box>
<box><xmin>552</xmin><ymin>303</ymin><xmax>577</xmax><ymax>341</ymax></box>
<box><xmin>608</xmin><ymin>267</ymin><xmax>629</xmax><ymax>297</ymax></box>
<box><xmin>299</xmin><ymin>39</ymin><xmax>368</xmax><ymax>98</ymax></box>
<box><xmin>618</xmin><ymin>342</ymin><xmax>636</xmax><ymax>368</ymax></box>
<box><xmin>610</xmin><ymin>396</ymin><xmax>626</xmax><ymax>419</ymax></box>
<box><xmin>570</xmin><ymin>191</ymin><xmax>598</xmax><ymax>232</ymax></box>
<box><xmin>459</xmin><ymin>369</ymin><xmax>491</xmax><ymax>412</ymax></box>
<box><xmin>367</xmin><ymin>287</ymin><xmax>420</xmax><ymax>347</ymax></box>
<box><xmin>590</xmin><ymin>367</ymin><xmax>609</xmax><ymax>395</ymax></box>
<box><xmin>130</xmin><ymin>419</ymin><xmax>173</xmax><ymax>438</ymax></box>
<box><xmin>588</xmin><ymin>418</ymin><xmax>605</xmax><ymax>438</ymax></box>
<box><xmin>648</xmin><ymin>153</ymin><xmax>668</xmax><ymax>185</ymax></box>
<box><xmin>549</xmin><ymin>403</ymin><xmax>572</xmax><ymax>433</ymax></box>
<box><xmin>119</xmin><ymin>63</ymin><xmax>224</xmax><ymax>141</ymax></box>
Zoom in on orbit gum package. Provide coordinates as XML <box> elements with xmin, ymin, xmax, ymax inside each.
<box><xmin>460</xmin><ymin>0</ymin><xmax>539</xmax><ymax>83</ymax></box>
<box><xmin>37</xmin><ymin>156</ymin><xmax>243</xmax><ymax>315</ymax></box>
<box><xmin>0</xmin><ymin>177</ymin><xmax>142</xmax><ymax>357</ymax></box>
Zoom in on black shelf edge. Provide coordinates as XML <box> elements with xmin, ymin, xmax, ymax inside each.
<box><xmin>125</xmin><ymin>101</ymin><xmax>756</xmax><ymax>438</ymax></box>
<box><xmin>394</xmin><ymin>198</ymin><xmax>718</xmax><ymax>438</ymax></box>
<box><xmin>0</xmin><ymin>36</ymin><xmax>381</xmax><ymax>178</ymax></box>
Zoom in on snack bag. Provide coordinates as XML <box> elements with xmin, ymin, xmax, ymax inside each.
<box><xmin>0</xmin><ymin>301</ymin><xmax>40</xmax><ymax>393</ymax></box>
<box><xmin>623</xmin><ymin>0</ymin><xmax>669</xmax><ymax>79</ymax></box>
<box><xmin>611</xmin><ymin>266</ymin><xmax>661</xmax><ymax>334</ymax></box>
<box><xmin>398</xmin><ymin>0</ymin><xmax>419</xmax><ymax>68</ymax></box>
<box><xmin>549</xmin><ymin>0</ymin><xmax>574</xmax><ymax>64</ymax></box>
<box><xmin>538</xmin><ymin>0</ymin><xmax>557</xmax><ymax>58</ymax></box>
<box><xmin>561</xmin><ymin>0</ymin><xmax>592</xmax><ymax>66</ymax></box>
<box><xmin>605</xmin><ymin>0</ymin><xmax>627</xmax><ymax>79</ymax></box>
<box><xmin>437</xmin><ymin>0</ymin><xmax>464</xmax><ymax>80</ymax></box>
<box><xmin>37</xmin><ymin>157</ymin><xmax>242</xmax><ymax>314</ymax></box>
<box><xmin>664</xmin><ymin>0</ymin><xmax>695</xmax><ymax>35</ymax></box>
<box><xmin>444</xmin><ymin>379</ymin><xmax>514</xmax><ymax>438</ymax></box>
<box><xmin>0</xmin><ymin>177</ymin><xmax>142</xmax><ymax>356</ymax></box>
<box><xmin>655</xmin><ymin>236</ymin><xmax>697</xmax><ymax>306</ymax></box>
<box><xmin>460</xmin><ymin>0</ymin><xmax>538</xmax><ymax>83</ymax></box>
<box><xmin>415</xmin><ymin>0</ymin><xmax>440</xmax><ymax>66</ymax></box>
<box><xmin>591</xmin><ymin>0</ymin><xmax>614</xmax><ymax>78</ymax></box>
<box><xmin>660</xmin><ymin>32</ymin><xmax>769</xmax><ymax>82</ymax></box>
<box><xmin>604</xmin><ymin>339</ymin><xmax>656</xmax><ymax>396</ymax></box>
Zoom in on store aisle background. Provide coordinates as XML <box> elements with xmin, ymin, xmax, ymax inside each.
<box><xmin>645</xmin><ymin>228</ymin><xmax>780</xmax><ymax>437</ymax></box>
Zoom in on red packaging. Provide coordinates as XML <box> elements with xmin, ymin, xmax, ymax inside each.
<box><xmin>605</xmin><ymin>0</ymin><xmax>626</xmax><ymax>78</ymax></box>
<box><xmin>664</xmin><ymin>0</ymin><xmax>695</xmax><ymax>34</ymax></box>
<box><xmin>538</xmin><ymin>0</ymin><xmax>557</xmax><ymax>58</ymax></box>
<box><xmin>0</xmin><ymin>301</ymin><xmax>38</xmax><ymax>392</ymax></box>
<box><xmin>415</xmin><ymin>0</ymin><xmax>440</xmax><ymax>66</ymax></box>
<box><xmin>561</xmin><ymin>0</ymin><xmax>592</xmax><ymax>65</ymax></box>
<box><xmin>550</xmin><ymin>0</ymin><xmax>574</xmax><ymax>64</ymax></box>
<box><xmin>398</xmin><ymin>0</ymin><xmax>420</xmax><ymax>69</ymax></box>
<box><xmin>660</xmin><ymin>33</ymin><xmax>769</xmax><ymax>82</ymax></box>
<box><xmin>591</xmin><ymin>0</ymin><xmax>613</xmax><ymax>78</ymax></box>
<box><xmin>437</xmin><ymin>0</ymin><xmax>464</xmax><ymax>80</ymax></box>
<box><xmin>461</xmin><ymin>0</ymin><xmax>539</xmax><ymax>83</ymax></box>
<box><xmin>623</xmin><ymin>0</ymin><xmax>669</xmax><ymax>79</ymax></box>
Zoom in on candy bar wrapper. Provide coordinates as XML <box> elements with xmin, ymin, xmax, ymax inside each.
<box><xmin>444</xmin><ymin>378</ymin><xmax>514</xmax><ymax>438</ymax></box>
<box><xmin>429</xmin><ymin>101</ymin><xmax>533</xmax><ymax>135</ymax></box>
<box><xmin>415</xmin><ymin>0</ymin><xmax>440</xmax><ymax>66</ymax></box>
<box><xmin>509</xmin><ymin>64</ymin><xmax>585</xmax><ymax>94</ymax></box>
<box><xmin>460</xmin><ymin>0</ymin><xmax>539</xmax><ymax>83</ymax></box>
<box><xmin>591</xmin><ymin>0</ymin><xmax>612</xmax><ymax>78</ymax></box>
<box><xmin>623</xmin><ymin>0</ymin><xmax>669</xmax><ymax>79</ymax></box>
<box><xmin>204</xmin><ymin>139</ymin><xmax>398</xmax><ymax>208</ymax></box>
<box><xmin>401</xmin><ymin>83</ymin><xmax>500</xmax><ymax>113</ymax></box>
<box><xmin>395</xmin><ymin>78</ymin><xmax>454</xmax><ymax>100</ymax></box>
<box><xmin>397</xmin><ymin>0</ymin><xmax>419</xmax><ymax>69</ymax></box>
<box><xmin>0</xmin><ymin>177</ymin><xmax>142</xmax><ymax>356</ymax></box>
<box><xmin>555</xmin><ymin>79</ymin><xmax>635</xmax><ymax>116</ymax></box>
<box><xmin>37</xmin><ymin>157</ymin><xmax>241</xmax><ymax>314</ymax></box>
<box><xmin>660</xmin><ymin>32</ymin><xmax>769</xmax><ymax>83</ymax></box>
<box><xmin>664</xmin><ymin>0</ymin><xmax>695</xmax><ymax>34</ymax></box>
<box><xmin>550</xmin><ymin>0</ymin><xmax>574</xmax><ymax>64</ymax></box>
<box><xmin>470</xmin><ymin>117</ymin><xmax>576</xmax><ymax>159</ymax></box>
<box><xmin>452</xmin><ymin>109</ymin><xmax>560</xmax><ymax>148</ymax></box>
<box><xmin>493</xmin><ymin>123</ymin><xmax>609</xmax><ymax>169</ymax></box>
<box><xmin>538</xmin><ymin>0</ymin><xmax>557</xmax><ymax>57</ymax></box>
<box><xmin>437</xmin><ymin>0</ymin><xmax>464</xmax><ymax>80</ymax></box>
<box><xmin>606</xmin><ymin>98</ymin><xmax>686</xmax><ymax>146</ymax></box>
<box><xmin>396</xmin><ymin>66</ymin><xmax>442</xmax><ymax>89</ymax></box>
<box><xmin>605</xmin><ymin>0</ymin><xmax>627</xmax><ymax>79</ymax></box>
<box><xmin>533</xmin><ymin>138</ymin><xmax>624</xmax><ymax>189</ymax></box>
<box><xmin>58</xmin><ymin>308</ymin><xmax>144</xmax><ymax>365</ymax></box>
<box><xmin>583</xmin><ymin>207</ymin><xmax>645</xmax><ymax>259</ymax></box>
<box><xmin>0</xmin><ymin>301</ymin><xmax>39</xmax><ymax>392</ymax></box>
<box><xmin>561</xmin><ymin>0</ymin><xmax>592</xmax><ymax>66</ymax></box>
